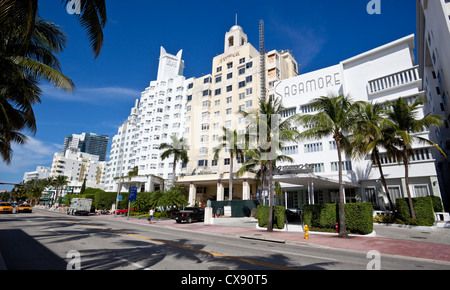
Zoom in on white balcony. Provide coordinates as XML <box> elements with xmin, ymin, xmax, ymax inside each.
<box><xmin>368</xmin><ymin>66</ymin><xmax>421</xmax><ymax>95</ymax></box>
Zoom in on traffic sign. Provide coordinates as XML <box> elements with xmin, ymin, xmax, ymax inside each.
<box><xmin>129</xmin><ymin>187</ymin><xmax>137</xmax><ymax>202</ymax></box>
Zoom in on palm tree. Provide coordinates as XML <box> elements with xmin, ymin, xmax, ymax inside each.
<box><xmin>24</xmin><ymin>178</ymin><xmax>47</xmax><ymax>205</ymax></box>
<box><xmin>0</xmin><ymin>17</ymin><xmax>75</xmax><ymax>164</ymax></box>
<box><xmin>214</xmin><ymin>127</ymin><xmax>245</xmax><ymax>201</ymax></box>
<box><xmin>0</xmin><ymin>0</ymin><xmax>107</xmax><ymax>164</ymax></box>
<box><xmin>296</xmin><ymin>94</ymin><xmax>355</xmax><ymax>238</ymax></box>
<box><xmin>240</xmin><ymin>97</ymin><xmax>297</xmax><ymax>231</ymax></box>
<box><xmin>159</xmin><ymin>135</ymin><xmax>189</xmax><ymax>187</ymax></box>
<box><xmin>351</xmin><ymin>101</ymin><xmax>401</xmax><ymax>214</ymax></box>
<box><xmin>386</xmin><ymin>97</ymin><xmax>446</xmax><ymax>219</ymax></box>
<box><xmin>0</xmin><ymin>0</ymin><xmax>107</xmax><ymax>58</ymax></box>
<box><xmin>53</xmin><ymin>175</ymin><xmax>69</xmax><ymax>205</ymax></box>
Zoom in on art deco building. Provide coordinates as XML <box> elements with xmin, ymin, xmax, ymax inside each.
<box><xmin>417</xmin><ymin>0</ymin><xmax>450</xmax><ymax>209</ymax></box>
<box><xmin>176</xmin><ymin>24</ymin><xmax>298</xmax><ymax>205</ymax></box>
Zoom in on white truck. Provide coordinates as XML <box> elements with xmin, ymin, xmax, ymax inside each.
<box><xmin>67</xmin><ymin>198</ymin><xmax>92</xmax><ymax>216</ymax></box>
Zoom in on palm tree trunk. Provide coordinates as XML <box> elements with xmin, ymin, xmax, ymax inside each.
<box><xmin>373</xmin><ymin>148</ymin><xmax>396</xmax><ymax>217</ymax></box>
<box><xmin>402</xmin><ymin>149</ymin><xmax>416</xmax><ymax>219</ymax></box>
<box><xmin>229</xmin><ymin>157</ymin><xmax>233</xmax><ymax>201</ymax></box>
<box><xmin>172</xmin><ymin>155</ymin><xmax>177</xmax><ymax>188</ymax></box>
<box><xmin>337</xmin><ymin>139</ymin><xmax>348</xmax><ymax>238</ymax></box>
<box><xmin>267</xmin><ymin>160</ymin><xmax>274</xmax><ymax>232</ymax></box>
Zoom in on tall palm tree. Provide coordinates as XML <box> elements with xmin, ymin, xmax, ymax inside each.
<box><xmin>386</xmin><ymin>97</ymin><xmax>446</xmax><ymax>219</ymax></box>
<box><xmin>241</xmin><ymin>97</ymin><xmax>297</xmax><ymax>231</ymax></box>
<box><xmin>0</xmin><ymin>17</ymin><xmax>75</xmax><ymax>164</ymax></box>
<box><xmin>296</xmin><ymin>94</ymin><xmax>355</xmax><ymax>238</ymax></box>
<box><xmin>0</xmin><ymin>0</ymin><xmax>106</xmax><ymax>164</ymax></box>
<box><xmin>351</xmin><ymin>101</ymin><xmax>401</xmax><ymax>214</ymax></box>
<box><xmin>53</xmin><ymin>175</ymin><xmax>69</xmax><ymax>205</ymax></box>
<box><xmin>159</xmin><ymin>135</ymin><xmax>189</xmax><ymax>187</ymax></box>
<box><xmin>213</xmin><ymin>127</ymin><xmax>245</xmax><ymax>201</ymax></box>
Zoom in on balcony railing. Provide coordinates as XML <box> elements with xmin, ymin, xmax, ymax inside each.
<box><xmin>368</xmin><ymin>66</ymin><xmax>420</xmax><ymax>95</ymax></box>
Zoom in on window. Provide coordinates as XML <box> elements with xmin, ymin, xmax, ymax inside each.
<box><xmin>365</xmin><ymin>187</ymin><xmax>377</xmax><ymax>206</ymax></box>
<box><xmin>226</xmin><ymin>97</ymin><xmax>232</xmax><ymax>104</ymax></box>
<box><xmin>203</xmin><ymin>90</ymin><xmax>211</xmax><ymax>97</ymax></box>
<box><xmin>216</xmin><ymin>66</ymin><xmax>222</xmax><ymax>73</ymax></box>
<box><xmin>312</xmin><ymin>163</ymin><xmax>324</xmax><ymax>173</ymax></box>
<box><xmin>304</xmin><ymin>142</ymin><xmax>323</xmax><ymax>153</ymax></box>
<box><xmin>246</xmin><ymin>62</ymin><xmax>253</xmax><ymax>69</ymax></box>
<box><xmin>238</xmin><ymin>81</ymin><xmax>246</xmax><ymax>88</ymax></box>
<box><xmin>201</xmin><ymin>124</ymin><xmax>209</xmax><ymax>130</ymax></box>
<box><xmin>246</xmin><ymin>75</ymin><xmax>253</xmax><ymax>83</ymax></box>
<box><xmin>281</xmin><ymin>108</ymin><xmax>296</xmax><ymax>118</ymax></box>
<box><xmin>226</xmin><ymin>85</ymin><xmax>233</xmax><ymax>92</ymax></box>
<box><xmin>226</xmin><ymin>108</ymin><xmax>232</xmax><ymax>115</ymax></box>
<box><xmin>246</xmin><ymin>88</ymin><xmax>252</xmax><ymax>95</ymax></box>
<box><xmin>224</xmin><ymin>158</ymin><xmax>230</xmax><ymax>165</ymax></box>
<box><xmin>215</xmin><ymin>76</ymin><xmax>222</xmax><ymax>83</ymax></box>
<box><xmin>331</xmin><ymin>161</ymin><xmax>352</xmax><ymax>171</ymax></box>
<box><xmin>198</xmin><ymin>160</ymin><xmax>208</xmax><ymax>167</ymax></box>
<box><xmin>227</xmin><ymin>72</ymin><xmax>233</xmax><ymax>79</ymax></box>
<box><xmin>238</xmin><ymin>68</ymin><xmax>246</xmax><ymax>75</ymax></box>
<box><xmin>239</xmin><ymin>57</ymin><xmax>246</xmax><ymax>64</ymax></box>
<box><xmin>215</xmin><ymin>100</ymin><xmax>221</xmax><ymax>106</ymax></box>
<box><xmin>414</xmin><ymin>185</ymin><xmax>429</xmax><ymax>197</ymax></box>
<box><xmin>329</xmin><ymin>140</ymin><xmax>337</xmax><ymax>150</ymax></box>
<box><xmin>212</xmin><ymin>160</ymin><xmax>218</xmax><ymax>166</ymax></box>
<box><xmin>204</xmin><ymin>77</ymin><xmax>211</xmax><ymax>84</ymax></box>
<box><xmin>283</xmin><ymin>145</ymin><xmax>298</xmax><ymax>155</ymax></box>
<box><xmin>227</xmin><ymin>62</ymin><xmax>233</xmax><ymax>69</ymax></box>
<box><xmin>388</xmin><ymin>186</ymin><xmax>402</xmax><ymax>206</ymax></box>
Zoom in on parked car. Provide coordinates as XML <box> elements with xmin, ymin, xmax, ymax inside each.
<box><xmin>285</xmin><ymin>209</ymin><xmax>301</xmax><ymax>222</ymax></box>
<box><xmin>17</xmin><ymin>203</ymin><xmax>32</xmax><ymax>213</ymax></box>
<box><xmin>172</xmin><ymin>207</ymin><xmax>205</xmax><ymax>223</ymax></box>
<box><xmin>0</xmin><ymin>202</ymin><xmax>13</xmax><ymax>214</ymax></box>
<box><xmin>116</xmin><ymin>208</ymin><xmax>135</xmax><ymax>215</ymax></box>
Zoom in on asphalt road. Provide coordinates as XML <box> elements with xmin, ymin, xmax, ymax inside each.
<box><xmin>1</xmin><ymin>209</ymin><xmax>449</xmax><ymax>272</ymax></box>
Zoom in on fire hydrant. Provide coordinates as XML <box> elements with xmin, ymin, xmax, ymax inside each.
<box><xmin>304</xmin><ymin>225</ymin><xmax>309</xmax><ymax>240</ymax></box>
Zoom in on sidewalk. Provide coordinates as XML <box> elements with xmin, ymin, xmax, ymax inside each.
<box><xmin>94</xmin><ymin>214</ymin><xmax>450</xmax><ymax>264</ymax></box>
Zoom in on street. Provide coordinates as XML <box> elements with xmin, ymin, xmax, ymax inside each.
<box><xmin>1</xmin><ymin>208</ymin><xmax>450</xmax><ymax>271</ymax></box>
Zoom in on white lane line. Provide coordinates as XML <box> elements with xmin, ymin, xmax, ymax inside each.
<box><xmin>115</xmin><ymin>257</ymin><xmax>151</xmax><ymax>270</ymax></box>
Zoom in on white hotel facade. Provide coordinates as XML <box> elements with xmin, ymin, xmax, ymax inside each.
<box><xmin>104</xmin><ymin>23</ymin><xmax>446</xmax><ymax>211</ymax></box>
<box><xmin>275</xmin><ymin>34</ymin><xmax>444</xmax><ymax>210</ymax></box>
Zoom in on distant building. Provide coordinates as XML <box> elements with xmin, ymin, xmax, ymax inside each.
<box><xmin>51</xmin><ymin>148</ymin><xmax>107</xmax><ymax>194</ymax></box>
<box><xmin>63</xmin><ymin>133</ymin><xmax>109</xmax><ymax>162</ymax></box>
<box><xmin>23</xmin><ymin>166</ymin><xmax>51</xmax><ymax>183</ymax></box>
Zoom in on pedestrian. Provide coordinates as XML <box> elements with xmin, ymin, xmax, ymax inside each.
<box><xmin>148</xmin><ymin>208</ymin><xmax>154</xmax><ymax>224</ymax></box>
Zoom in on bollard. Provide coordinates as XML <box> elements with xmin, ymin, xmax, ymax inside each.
<box><xmin>304</xmin><ymin>225</ymin><xmax>309</xmax><ymax>240</ymax></box>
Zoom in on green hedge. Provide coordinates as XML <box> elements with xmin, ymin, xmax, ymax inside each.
<box><xmin>256</xmin><ymin>205</ymin><xmax>285</xmax><ymax>229</ymax></box>
<box><xmin>396</xmin><ymin>196</ymin><xmax>435</xmax><ymax>226</ymax></box>
<box><xmin>302</xmin><ymin>202</ymin><xmax>373</xmax><ymax>235</ymax></box>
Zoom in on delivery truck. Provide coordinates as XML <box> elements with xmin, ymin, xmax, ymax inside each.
<box><xmin>67</xmin><ymin>198</ymin><xmax>92</xmax><ymax>216</ymax></box>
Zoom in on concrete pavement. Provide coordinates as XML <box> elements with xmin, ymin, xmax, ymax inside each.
<box><xmin>94</xmin><ymin>214</ymin><xmax>450</xmax><ymax>264</ymax></box>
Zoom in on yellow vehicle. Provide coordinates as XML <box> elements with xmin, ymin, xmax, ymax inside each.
<box><xmin>0</xmin><ymin>202</ymin><xmax>13</xmax><ymax>214</ymax></box>
<box><xmin>17</xmin><ymin>203</ymin><xmax>32</xmax><ymax>213</ymax></box>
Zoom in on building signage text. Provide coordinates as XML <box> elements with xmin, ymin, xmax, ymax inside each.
<box><xmin>279</xmin><ymin>72</ymin><xmax>341</xmax><ymax>98</ymax></box>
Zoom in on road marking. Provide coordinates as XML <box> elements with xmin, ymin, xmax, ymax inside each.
<box><xmin>36</xmin><ymin>213</ymin><xmax>297</xmax><ymax>270</ymax></box>
<box><xmin>115</xmin><ymin>257</ymin><xmax>151</xmax><ymax>270</ymax></box>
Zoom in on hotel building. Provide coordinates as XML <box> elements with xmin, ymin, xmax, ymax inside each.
<box><xmin>105</xmin><ymin>48</ymin><xmax>194</xmax><ymax>192</ymax></box>
<box><xmin>274</xmin><ymin>34</ymin><xmax>444</xmax><ymax>211</ymax></box>
<box><xmin>417</xmin><ymin>0</ymin><xmax>450</xmax><ymax>209</ymax></box>
<box><xmin>176</xmin><ymin>25</ymin><xmax>298</xmax><ymax>205</ymax></box>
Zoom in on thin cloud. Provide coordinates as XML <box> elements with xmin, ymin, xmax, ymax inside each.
<box><xmin>41</xmin><ymin>85</ymin><xmax>141</xmax><ymax>104</ymax></box>
<box><xmin>0</xmin><ymin>137</ymin><xmax>62</xmax><ymax>174</ymax></box>
<box><xmin>270</xmin><ymin>21</ymin><xmax>327</xmax><ymax>70</ymax></box>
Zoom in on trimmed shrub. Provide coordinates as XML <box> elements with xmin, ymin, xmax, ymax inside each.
<box><xmin>302</xmin><ymin>202</ymin><xmax>374</xmax><ymax>235</ymax></box>
<box><xmin>302</xmin><ymin>204</ymin><xmax>336</xmax><ymax>230</ymax></box>
<box><xmin>257</xmin><ymin>205</ymin><xmax>285</xmax><ymax>229</ymax></box>
<box><xmin>343</xmin><ymin>203</ymin><xmax>373</xmax><ymax>235</ymax></box>
<box><xmin>396</xmin><ymin>196</ymin><xmax>435</xmax><ymax>226</ymax></box>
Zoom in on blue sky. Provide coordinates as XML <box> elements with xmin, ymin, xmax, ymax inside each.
<box><xmin>0</xmin><ymin>0</ymin><xmax>417</xmax><ymax>191</ymax></box>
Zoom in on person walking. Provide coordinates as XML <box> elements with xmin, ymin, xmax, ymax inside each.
<box><xmin>148</xmin><ymin>208</ymin><xmax>154</xmax><ymax>224</ymax></box>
